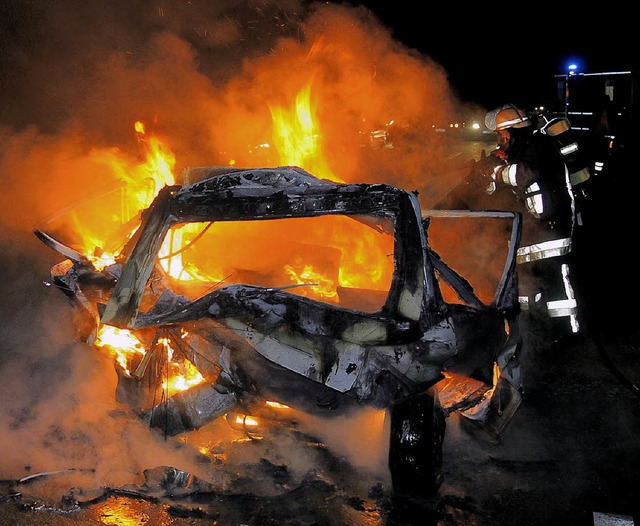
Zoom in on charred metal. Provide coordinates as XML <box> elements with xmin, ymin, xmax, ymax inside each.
<box><xmin>36</xmin><ymin>166</ymin><xmax>523</xmax><ymax>497</ymax></box>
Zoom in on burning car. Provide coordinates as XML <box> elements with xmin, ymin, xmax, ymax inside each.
<box><xmin>35</xmin><ymin>165</ymin><xmax>522</xmax><ymax>497</ymax></box>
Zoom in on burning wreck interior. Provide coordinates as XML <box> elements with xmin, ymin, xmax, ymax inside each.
<box><xmin>32</xmin><ymin>163</ymin><xmax>522</xmax><ymax>500</ymax></box>
<box><xmin>0</xmin><ymin>0</ymin><xmax>523</xmax><ymax>522</ymax></box>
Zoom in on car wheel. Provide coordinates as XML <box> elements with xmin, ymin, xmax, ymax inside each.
<box><xmin>388</xmin><ymin>388</ymin><xmax>445</xmax><ymax>497</ymax></box>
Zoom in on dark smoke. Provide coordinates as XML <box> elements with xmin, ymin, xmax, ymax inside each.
<box><xmin>0</xmin><ymin>0</ymin><xmax>480</xmax><ymax>492</ymax></box>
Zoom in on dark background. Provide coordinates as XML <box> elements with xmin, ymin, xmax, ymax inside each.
<box><xmin>1</xmin><ymin>0</ymin><xmax>636</xmax><ymax>126</ymax></box>
<box><xmin>349</xmin><ymin>1</ymin><xmax>638</xmax><ymax>110</ymax></box>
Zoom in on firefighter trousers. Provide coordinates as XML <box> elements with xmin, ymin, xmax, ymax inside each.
<box><xmin>517</xmin><ymin>254</ymin><xmax>580</xmax><ymax>337</ymax></box>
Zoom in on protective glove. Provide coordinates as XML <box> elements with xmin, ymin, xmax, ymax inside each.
<box><xmin>476</xmin><ymin>149</ymin><xmax>506</xmax><ymax>179</ymax></box>
<box><xmin>493</xmin><ymin>149</ymin><xmax>508</xmax><ymax>161</ymax></box>
<box><xmin>476</xmin><ymin>149</ymin><xmax>509</xmax><ymax>194</ymax></box>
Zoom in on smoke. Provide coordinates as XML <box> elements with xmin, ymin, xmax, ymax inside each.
<box><xmin>0</xmin><ymin>0</ymin><xmax>483</xmax><ymax>495</ymax></box>
<box><xmin>0</xmin><ymin>0</ymin><xmax>481</xmax><ymax>232</ymax></box>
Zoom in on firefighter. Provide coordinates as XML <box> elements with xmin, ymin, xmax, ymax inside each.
<box><xmin>537</xmin><ymin>112</ymin><xmax>592</xmax><ymax>228</ymax></box>
<box><xmin>482</xmin><ymin>103</ymin><xmax>581</xmax><ymax>337</ymax></box>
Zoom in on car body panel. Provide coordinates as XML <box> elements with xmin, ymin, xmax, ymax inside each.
<box><xmin>36</xmin><ymin>165</ymin><xmax>521</xmax><ymax>423</ymax></box>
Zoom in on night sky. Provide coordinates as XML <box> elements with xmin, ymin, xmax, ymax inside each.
<box><xmin>0</xmin><ymin>0</ymin><xmax>636</xmax><ymax>127</ymax></box>
<box><xmin>350</xmin><ymin>0</ymin><xmax>639</xmax><ymax>110</ymax></box>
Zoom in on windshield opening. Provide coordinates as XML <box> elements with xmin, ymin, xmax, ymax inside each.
<box><xmin>160</xmin><ymin>215</ymin><xmax>395</xmax><ymax>313</ymax></box>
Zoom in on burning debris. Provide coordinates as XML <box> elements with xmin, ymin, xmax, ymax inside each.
<box><xmin>35</xmin><ymin>164</ymin><xmax>523</xmax><ymax>497</ymax></box>
<box><xmin>0</xmin><ymin>460</ymin><xmax>386</xmax><ymax>524</ymax></box>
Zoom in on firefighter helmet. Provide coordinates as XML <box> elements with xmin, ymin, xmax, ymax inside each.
<box><xmin>485</xmin><ymin>104</ymin><xmax>532</xmax><ymax>131</ymax></box>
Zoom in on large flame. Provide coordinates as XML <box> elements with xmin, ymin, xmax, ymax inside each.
<box><xmin>67</xmin><ymin>121</ymin><xmax>177</xmax><ymax>270</ymax></box>
<box><xmin>267</xmin><ymin>81</ymin><xmax>391</xmax><ymax>297</ymax></box>
<box><xmin>75</xmin><ymin>81</ymin><xmax>396</xmax><ymax>397</ymax></box>
<box><xmin>270</xmin><ymin>80</ymin><xmax>343</xmax><ymax>183</ymax></box>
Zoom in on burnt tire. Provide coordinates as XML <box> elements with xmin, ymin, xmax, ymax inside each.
<box><xmin>388</xmin><ymin>389</ymin><xmax>446</xmax><ymax>497</ymax></box>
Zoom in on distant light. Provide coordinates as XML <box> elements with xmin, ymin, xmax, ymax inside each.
<box><xmin>567</xmin><ymin>62</ymin><xmax>579</xmax><ymax>76</ymax></box>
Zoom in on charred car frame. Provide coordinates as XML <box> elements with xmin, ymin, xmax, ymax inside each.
<box><xmin>35</xmin><ymin>166</ymin><xmax>522</xmax><ymax>497</ymax></box>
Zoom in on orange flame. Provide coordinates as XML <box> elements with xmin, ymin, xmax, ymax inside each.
<box><xmin>94</xmin><ymin>325</ymin><xmax>146</xmax><ymax>375</ymax></box>
<box><xmin>268</xmin><ymin>83</ymin><xmax>392</xmax><ymax>295</ymax></box>
<box><xmin>233</xmin><ymin>414</ymin><xmax>259</xmax><ymax>427</ymax></box>
<box><xmin>133</xmin><ymin>120</ymin><xmax>176</xmax><ymax>192</ymax></box>
<box><xmin>79</xmin><ymin>88</ymin><xmax>395</xmax><ymax>395</ymax></box>
<box><xmin>159</xmin><ymin>336</ymin><xmax>205</xmax><ymax>396</ymax></box>
<box><xmin>270</xmin><ymin>81</ymin><xmax>343</xmax><ymax>183</ymax></box>
<box><xmin>284</xmin><ymin>261</ymin><xmax>338</xmax><ymax>300</ymax></box>
<box><xmin>95</xmin><ymin>325</ymin><xmax>204</xmax><ymax>396</ymax></box>
<box><xmin>67</xmin><ymin>121</ymin><xmax>177</xmax><ymax>270</ymax></box>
